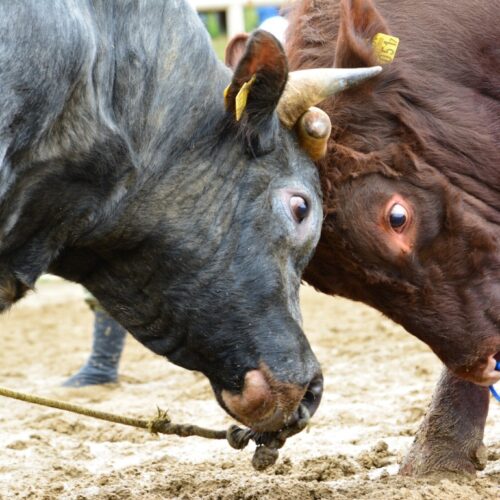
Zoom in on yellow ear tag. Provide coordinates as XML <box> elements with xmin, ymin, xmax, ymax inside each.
<box><xmin>372</xmin><ymin>33</ymin><xmax>399</xmax><ymax>64</ymax></box>
<box><xmin>235</xmin><ymin>75</ymin><xmax>256</xmax><ymax>121</ymax></box>
<box><xmin>223</xmin><ymin>84</ymin><xmax>230</xmax><ymax>109</ymax></box>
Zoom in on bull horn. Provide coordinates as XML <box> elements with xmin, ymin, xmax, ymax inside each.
<box><xmin>277</xmin><ymin>66</ymin><xmax>382</xmax><ymax>129</ymax></box>
<box><xmin>295</xmin><ymin>107</ymin><xmax>332</xmax><ymax>160</ymax></box>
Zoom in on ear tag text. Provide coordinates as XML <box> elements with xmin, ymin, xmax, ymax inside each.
<box><xmin>372</xmin><ymin>33</ymin><xmax>399</xmax><ymax>64</ymax></box>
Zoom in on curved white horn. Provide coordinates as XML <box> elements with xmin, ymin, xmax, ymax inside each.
<box><xmin>277</xmin><ymin>66</ymin><xmax>382</xmax><ymax>128</ymax></box>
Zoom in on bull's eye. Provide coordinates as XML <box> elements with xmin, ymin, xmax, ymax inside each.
<box><xmin>389</xmin><ymin>203</ymin><xmax>408</xmax><ymax>231</ymax></box>
<box><xmin>290</xmin><ymin>195</ymin><xmax>309</xmax><ymax>223</ymax></box>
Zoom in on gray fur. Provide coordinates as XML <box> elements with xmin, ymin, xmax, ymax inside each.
<box><xmin>0</xmin><ymin>0</ymin><xmax>323</xmax><ymax>412</ymax></box>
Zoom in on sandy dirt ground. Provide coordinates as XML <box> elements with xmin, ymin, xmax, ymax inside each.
<box><xmin>0</xmin><ymin>279</ymin><xmax>498</xmax><ymax>499</ymax></box>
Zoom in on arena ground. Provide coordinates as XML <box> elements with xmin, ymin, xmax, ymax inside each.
<box><xmin>0</xmin><ymin>279</ymin><xmax>498</xmax><ymax>499</ymax></box>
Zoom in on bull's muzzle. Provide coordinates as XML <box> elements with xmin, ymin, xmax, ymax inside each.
<box><xmin>221</xmin><ymin>364</ymin><xmax>323</xmax><ymax>432</ymax></box>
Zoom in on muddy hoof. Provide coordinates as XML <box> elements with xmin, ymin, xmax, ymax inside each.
<box><xmin>252</xmin><ymin>445</ymin><xmax>279</xmax><ymax>471</ymax></box>
<box><xmin>400</xmin><ymin>441</ymin><xmax>487</xmax><ymax>476</ymax></box>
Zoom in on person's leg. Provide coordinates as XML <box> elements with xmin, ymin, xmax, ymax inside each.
<box><xmin>63</xmin><ymin>298</ymin><xmax>126</xmax><ymax>387</ymax></box>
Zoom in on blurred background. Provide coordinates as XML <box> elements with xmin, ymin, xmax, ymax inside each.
<box><xmin>191</xmin><ymin>0</ymin><xmax>286</xmax><ymax>57</ymax></box>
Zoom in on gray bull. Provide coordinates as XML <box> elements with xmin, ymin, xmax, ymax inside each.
<box><xmin>0</xmin><ymin>0</ymin><xmax>378</xmax><ymax>432</ymax></box>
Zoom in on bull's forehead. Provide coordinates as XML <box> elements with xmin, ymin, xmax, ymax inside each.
<box><xmin>267</xmin><ymin>131</ymin><xmax>321</xmax><ymax>187</ymax></box>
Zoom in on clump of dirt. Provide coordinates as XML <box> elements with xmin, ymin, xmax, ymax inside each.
<box><xmin>357</xmin><ymin>441</ymin><xmax>394</xmax><ymax>469</ymax></box>
<box><xmin>297</xmin><ymin>455</ymin><xmax>359</xmax><ymax>481</ymax></box>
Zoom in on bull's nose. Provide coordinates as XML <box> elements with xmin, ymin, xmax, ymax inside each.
<box><xmin>221</xmin><ymin>366</ymin><xmax>323</xmax><ymax>432</ymax></box>
<box><xmin>221</xmin><ymin>370</ymin><xmax>276</xmax><ymax>425</ymax></box>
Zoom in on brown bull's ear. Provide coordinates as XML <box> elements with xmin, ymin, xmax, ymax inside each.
<box><xmin>224</xmin><ymin>29</ymin><xmax>288</xmax><ymax>156</ymax></box>
<box><xmin>335</xmin><ymin>0</ymin><xmax>389</xmax><ymax>68</ymax></box>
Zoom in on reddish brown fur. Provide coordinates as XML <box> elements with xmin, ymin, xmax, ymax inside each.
<box><xmin>286</xmin><ymin>0</ymin><xmax>500</xmax><ymax>474</ymax></box>
<box><xmin>287</xmin><ymin>0</ymin><xmax>500</xmax><ymax>379</ymax></box>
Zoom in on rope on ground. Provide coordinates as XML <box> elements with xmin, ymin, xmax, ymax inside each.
<box><xmin>0</xmin><ymin>385</ymin><xmax>299</xmax><ymax>470</ymax></box>
<box><xmin>0</xmin><ymin>386</ymin><xmax>227</xmax><ymax>439</ymax></box>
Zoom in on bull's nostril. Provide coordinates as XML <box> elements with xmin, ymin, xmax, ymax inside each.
<box><xmin>221</xmin><ymin>369</ymin><xmax>276</xmax><ymax>426</ymax></box>
<box><xmin>220</xmin><ymin>367</ymin><xmax>324</xmax><ymax>432</ymax></box>
<box><xmin>301</xmin><ymin>373</ymin><xmax>323</xmax><ymax>417</ymax></box>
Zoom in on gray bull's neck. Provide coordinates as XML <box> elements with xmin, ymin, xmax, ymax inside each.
<box><xmin>82</xmin><ymin>0</ymin><xmax>235</xmax><ymax>246</ymax></box>
<box><xmin>103</xmin><ymin>0</ymin><xmax>230</xmax><ymax>171</ymax></box>
<box><xmin>0</xmin><ymin>0</ymin><xmax>231</xmax><ymax>289</ymax></box>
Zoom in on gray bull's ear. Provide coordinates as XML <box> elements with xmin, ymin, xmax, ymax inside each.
<box><xmin>224</xmin><ymin>30</ymin><xmax>288</xmax><ymax>156</ymax></box>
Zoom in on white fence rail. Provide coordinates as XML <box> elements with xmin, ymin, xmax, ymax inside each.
<box><xmin>188</xmin><ymin>0</ymin><xmax>285</xmax><ymax>37</ymax></box>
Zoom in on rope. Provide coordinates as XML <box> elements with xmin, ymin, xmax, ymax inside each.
<box><xmin>0</xmin><ymin>386</ymin><xmax>226</xmax><ymax>439</ymax></box>
<box><xmin>490</xmin><ymin>360</ymin><xmax>500</xmax><ymax>402</ymax></box>
<box><xmin>491</xmin><ymin>385</ymin><xmax>500</xmax><ymax>402</ymax></box>
<box><xmin>0</xmin><ymin>385</ymin><xmax>309</xmax><ymax>470</ymax></box>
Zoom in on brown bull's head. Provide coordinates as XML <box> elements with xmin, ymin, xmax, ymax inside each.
<box><xmin>286</xmin><ymin>0</ymin><xmax>500</xmax><ymax>387</ymax></box>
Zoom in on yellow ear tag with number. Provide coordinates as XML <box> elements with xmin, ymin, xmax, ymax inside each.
<box><xmin>372</xmin><ymin>33</ymin><xmax>399</xmax><ymax>64</ymax></box>
<box><xmin>235</xmin><ymin>75</ymin><xmax>256</xmax><ymax>121</ymax></box>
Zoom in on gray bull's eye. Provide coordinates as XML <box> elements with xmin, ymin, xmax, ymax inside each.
<box><xmin>290</xmin><ymin>195</ymin><xmax>309</xmax><ymax>223</ymax></box>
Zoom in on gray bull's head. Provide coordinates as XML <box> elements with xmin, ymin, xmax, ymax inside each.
<box><xmin>1</xmin><ymin>22</ymin><xmax>378</xmax><ymax>432</ymax></box>
<box><xmin>88</xmin><ymin>31</ymin><xmax>379</xmax><ymax>432</ymax></box>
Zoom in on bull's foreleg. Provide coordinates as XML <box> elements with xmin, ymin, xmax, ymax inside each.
<box><xmin>400</xmin><ymin>367</ymin><xmax>489</xmax><ymax>476</ymax></box>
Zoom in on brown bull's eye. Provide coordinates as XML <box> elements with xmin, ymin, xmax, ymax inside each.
<box><xmin>389</xmin><ymin>203</ymin><xmax>408</xmax><ymax>231</ymax></box>
<box><xmin>290</xmin><ymin>195</ymin><xmax>309</xmax><ymax>223</ymax></box>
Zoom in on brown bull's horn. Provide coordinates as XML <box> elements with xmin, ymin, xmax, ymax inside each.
<box><xmin>295</xmin><ymin>107</ymin><xmax>332</xmax><ymax>160</ymax></box>
<box><xmin>277</xmin><ymin>66</ymin><xmax>382</xmax><ymax>128</ymax></box>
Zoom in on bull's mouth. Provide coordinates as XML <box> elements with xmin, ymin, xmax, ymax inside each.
<box><xmin>455</xmin><ymin>351</ymin><xmax>500</xmax><ymax>387</ymax></box>
<box><xmin>251</xmin><ymin>372</ymin><xmax>324</xmax><ymax>433</ymax></box>
<box><xmin>214</xmin><ymin>372</ymin><xmax>324</xmax><ymax>433</ymax></box>
<box><xmin>491</xmin><ymin>352</ymin><xmax>500</xmax><ymax>383</ymax></box>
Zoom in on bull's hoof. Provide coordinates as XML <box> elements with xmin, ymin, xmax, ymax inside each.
<box><xmin>399</xmin><ymin>440</ymin><xmax>488</xmax><ymax>476</ymax></box>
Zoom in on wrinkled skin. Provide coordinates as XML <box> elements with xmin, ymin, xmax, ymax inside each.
<box><xmin>286</xmin><ymin>0</ymin><xmax>500</xmax><ymax>473</ymax></box>
<box><xmin>0</xmin><ymin>0</ymin><xmax>324</xmax><ymax>432</ymax></box>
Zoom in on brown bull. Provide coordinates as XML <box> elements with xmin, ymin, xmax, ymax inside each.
<box><xmin>283</xmin><ymin>0</ymin><xmax>500</xmax><ymax>475</ymax></box>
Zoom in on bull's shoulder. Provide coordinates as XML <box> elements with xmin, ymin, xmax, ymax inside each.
<box><xmin>0</xmin><ymin>1</ymin><xmax>105</xmax><ymax>163</ymax></box>
<box><xmin>0</xmin><ymin>1</ymin><xmax>97</xmax><ymax>98</ymax></box>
